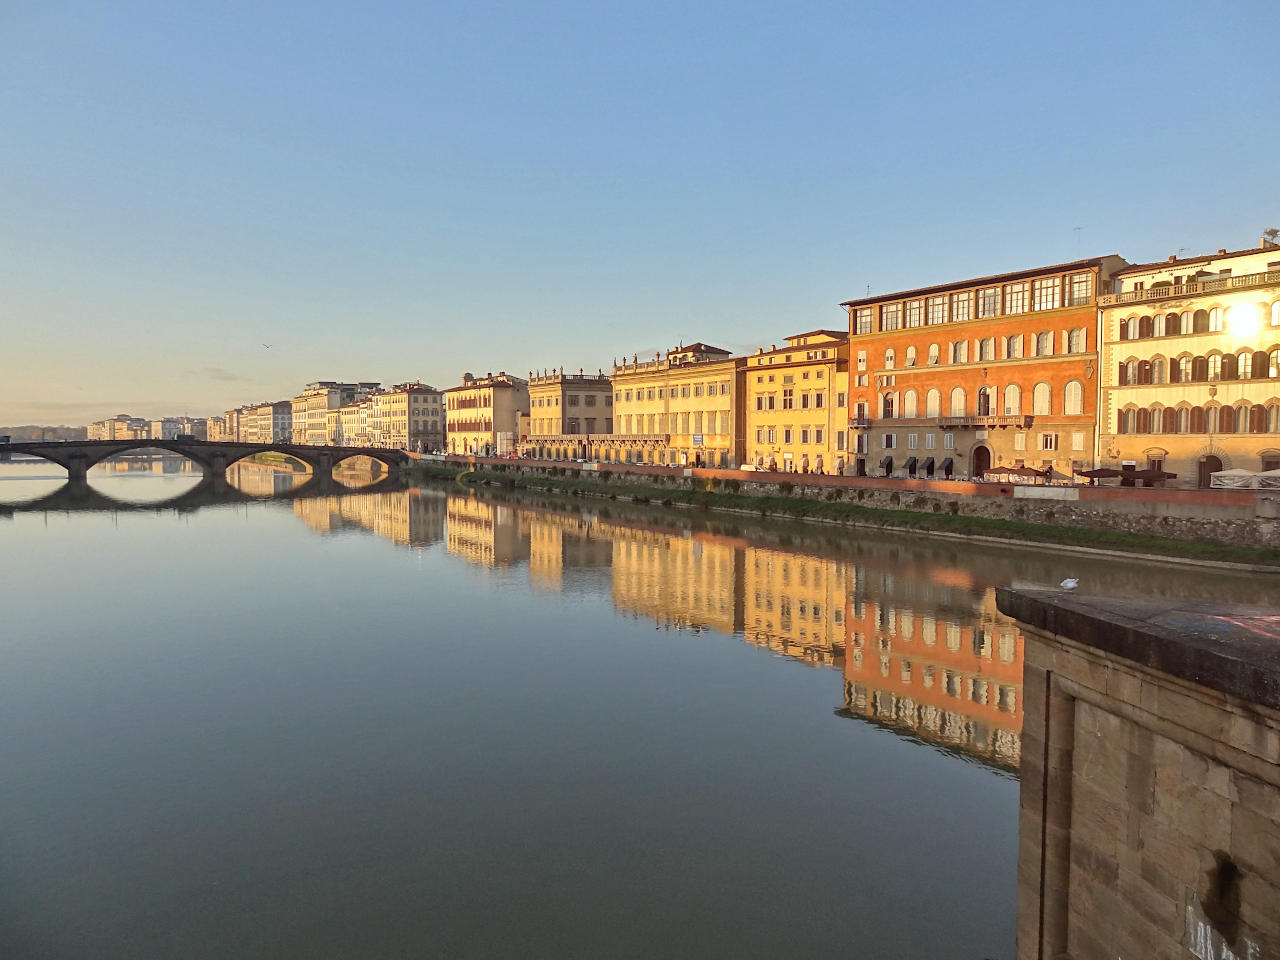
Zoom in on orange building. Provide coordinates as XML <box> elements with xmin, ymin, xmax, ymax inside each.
<box><xmin>842</xmin><ymin>256</ymin><xmax>1128</xmax><ymax>480</ymax></box>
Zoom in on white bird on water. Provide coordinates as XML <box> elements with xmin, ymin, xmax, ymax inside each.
<box><xmin>1060</xmin><ymin>578</ymin><xmax>1079</xmax><ymax>590</ymax></box>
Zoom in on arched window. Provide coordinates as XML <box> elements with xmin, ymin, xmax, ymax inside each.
<box><xmin>1007</xmin><ymin>335</ymin><xmax>1024</xmax><ymax>359</ymax></box>
<box><xmin>1269</xmin><ymin>403</ymin><xmax>1280</xmax><ymax>432</ymax></box>
<box><xmin>977</xmin><ymin>386</ymin><xmax>993</xmax><ymax>416</ymax></box>
<box><xmin>1237</xmin><ymin>350</ymin><xmax>1253</xmax><ymax>379</ymax></box>
<box><xmin>1207</xmin><ymin>355</ymin><xmax>1221</xmax><ymax>381</ymax></box>
<box><xmin>1150</xmin><ymin>406</ymin><xmax>1164</xmax><ymax>434</ymax></box>
<box><xmin>979</xmin><ymin>338</ymin><xmax>995</xmax><ymax>362</ymax></box>
<box><xmin>1064</xmin><ymin>380</ymin><xmax>1084</xmax><ymax>415</ymax></box>
<box><xmin>951</xmin><ymin>340</ymin><xmax>968</xmax><ymax>364</ymax></box>
<box><xmin>1153</xmin><ymin>313</ymin><xmax>1166</xmax><ymax>337</ymax></box>
<box><xmin>1273</xmin><ymin>301</ymin><xmax>1280</xmax><ymax>328</ymax></box>
<box><xmin>1151</xmin><ymin>357</ymin><xmax>1165</xmax><ymax>384</ymax></box>
<box><xmin>1138</xmin><ymin>360</ymin><xmax>1151</xmax><ymax>385</ymax></box>
<box><xmin>884</xmin><ymin>349</ymin><xmax>895</xmax><ymax>370</ymax></box>
<box><xmin>881</xmin><ymin>393</ymin><xmax>895</xmax><ymax>418</ymax></box>
<box><xmin>1068</xmin><ymin>328</ymin><xmax>1086</xmax><ymax>353</ymax></box>
<box><xmin>926</xmin><ymin>388</ymin><xmax>941</xmax><ymax>418</ymax></box>
<box><xmin>1032</xmin><ymin>382</ymin><xmax>1051</xmax><ymax>415</ymax></box>
<box><xmin>1221</xmin><ymin>353</ymin><xmax>1238</xmax><ymax>381</ymax></box>
<box><xmin>1190</xmin><ymin>406</ymin><xmax>1206</xmax><ymax>433</ymax></box>
<box><xmin>905</xmin><ymin>345</ymin><xmax>917</xmax><ymax>367</ymax></box>
<box><xmin>1119</xmin><ymin>318</ymin><xmax>1132</xmax><ymax>341</ymax></box>
<box><xmin>1270</xmin><ymin>349</ymin><xmax>1280</xmax><ymax>378</ymax></box>
<box><xmin>1191</xmin><ymin>356</ymin><xmax>1208</xmax><ymax>382</ymax></box>
<box><xmin>927</xmin><ymin>343</ymin><xmax>940</xmax><ymax>365</ymax></box>
<box><xmin>1209</xmin><ymin>308</ymin><xmax>1224</xmax><ymax>332</ymax></box>
<box><xmin>1004</xmin><ymin>383</ymin><xmax>1022</xmax><ymax>416</ymax></box>
<box><xmin>1218</xmin><ymin>406</ymin><xmax>1235</xmax><ymax>434</ymax></box>
<box><xmin>950</xmin><ymin>386</ymin><xmax>966</xmax><ymax>417</ymax></box>
<box><xmin>903</xmin><ymin>389</ymin><xmax>918</xmax><ymax>418</ymax></box>
<box><xmin>1124</xmin><ymin>359</ymin><xmax>1137</xmax><ymax>385</ymax></box>
<box><xmin>1136</xmin><ymin>408</ymin><xmax>1150</xmax><ymax>433</ymax></box>
<box><xmin>1137</xmin><ymin>315</ymin><xmax>1153</xmax><ymax>339</ymax></box>
<box><xmin>1117</xmin><ymin>409</ymin><xmax>1132</xmax><ymax>434</ymax></box>
<box><xmin>1163</xmin><ymin>406</ymin><xmax>1178</xmax><ymax>434</ymax></box>
<box><xmin>1036</xmin><ymin>331</ymin><xmax>1053</xmax><ymax>356</ymax></box>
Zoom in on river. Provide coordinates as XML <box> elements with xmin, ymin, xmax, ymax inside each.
<box><xmin>0</xmin><ymin>455</ymin><xmax>1270</xmax><ymax>959</ymax></box>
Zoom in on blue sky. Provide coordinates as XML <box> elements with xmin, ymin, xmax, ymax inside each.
<box><xmin>2</xmin><ymin>0</ymin><xmax>1277</xmax><ymax>423</ymax></box>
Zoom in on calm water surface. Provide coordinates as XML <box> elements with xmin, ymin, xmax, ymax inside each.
<box><xmin>0</xmin><ymin>456</ymin><xmax>1271</xmax><ymax>959</ymax></box>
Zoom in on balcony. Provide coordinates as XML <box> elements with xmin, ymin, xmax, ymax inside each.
<box><xmin>856</xmin><ymin>415</ymin><xmax>1033</xmax><ymax>430</ymax></box>
<box><xmin>1099</xmin><ymin>269</ymin><xmax>1280</xmax><ymax>307</ymax></box>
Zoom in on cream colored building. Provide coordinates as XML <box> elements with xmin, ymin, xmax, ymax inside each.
<box><xmin>743</xmin><ymin>547</ymin><xmax>850</xmax><ymax>666</ymax></box>
<box><xmin>444</xmin><ymin>372</ymin><xmax>530</xmax><ymax>456</ymax></box>
<box><xmin>1099</xmin><ymin>239</ymin><xmax>1280</xmax><ymax>486</ymax></box>
<box><xmin>522</xmin><ymin>370</ymin><xmax>613</xmax><ymax>459</ymax></box>
<box><xmin>744</xmin><ymin>330</ymin><xmax>850</xmax><ymax>474</ymax></box>
<box><xmin>445</xmin><ymin>495</ymin><xmax>528</xmax><ymax>567</ymax></box>
<box><xmin>605</xmin><ymin>343</ymin><xmax>746</xmax><ymax>467</ymax></box>
<box><xmin>290</xmin><ymin>381</ymin><xmax>380</xmax><ymax>445</ymax></box>
<box><xmin>242</xmin><ymin>401</ymin><xmax>292</xmax><ymax>444</ymax></box>
<box><xmin>87</xmin><ymin>414</ymin><xmax>150</xmax><ymax>440</ymax></box>
<box><xmin>369</xmin><ymin>382</ymin><xmax>444</xmax><ymax>452</ymax></box>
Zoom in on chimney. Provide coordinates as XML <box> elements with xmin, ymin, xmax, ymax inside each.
<box><xmin>1262</xmin><ymin>237</ymin><xmax>1280</xmax><ymax>250</ymax></box>
<box><xmin>1168</xmin><ymin>255</ymin><xmax>1177</xmax><ymax>262</ymax></box>
<box><xmin>1217</xmin><ymin>249</ymin><xmax>1227</xmax><ymax>255</ymax></box>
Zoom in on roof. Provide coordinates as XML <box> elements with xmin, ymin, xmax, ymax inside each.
<box><xmin>1115</xmin><ymin>243</ymin><xmax>1280</xmax><ymax>276</ymax></box>
<box><xmin>670</xmin><ymin>342</ymin><xmax>730</xmax><ymax>355</ymax></box>
<box><xmin>840</xmin><ymin>256</ymin><xmax>1118</xmax><ymax>308</ymax></box>
<box><xmin>787</xmin><ymin>329</ymin><xmax>848</xmax><ymax>340</ymax></box>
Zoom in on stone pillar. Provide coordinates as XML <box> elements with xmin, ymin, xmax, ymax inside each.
<box><xmin>998</xmin><ymin>589</ymin><xmax>1280</xmax><ymax>960</ymax></box>
<box><xmin>64</xmin><ymin>455</ymin><xmax>89</xmax><ymax>483</ymax></box>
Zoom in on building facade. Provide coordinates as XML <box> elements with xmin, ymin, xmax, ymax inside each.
<box><xmin>843</xmin><ymin>256</ymin><xmax>1128</xmax><ymax>480</ymax></box>
<box><xmin>290</xmin><ymin>382</ymin><xmax>380</xmax><ymax>445</ymax></box>
<box><xmin>606</xmin><ymin>343</ymin><xmax>746</xmax><ymax>467</ymax></box>
<box><xmin>87</xmin><ymin>414</ymin><xmax>150</xmax><ymax>440</ymax></box>
<box><xmin>444</xmin><ymin>372</ymin><xmax>530</xmax><ymax>456</ymax></box>
<box><xmin>1098</xmin><ymin>240</ymin><xmax>1280</xmax><ymax>486</ymax></box>
<box><xmin>743</xmin><ymin>330</ymin><xmax>850</xmax><ymax>473</ymax></box>
<box><xmin>241</xmin><ymin>401</ymin><xmax>293</xmax><ymax>444</ymax></box>
<box><xmin>522</xmin><ymin>370</ymin><xmax>613</xmax><ymax>459</ymax></box>
<box><xmin>370</xmin><ymin>383</ymin><xmax>444</xmax><ymax>451</ymax></box>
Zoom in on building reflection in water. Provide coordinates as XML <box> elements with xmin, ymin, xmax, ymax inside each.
<box><xmin>296</xmin><ymin>485</ymin><xmax>1027</xmax><ymax>772</ymax></box>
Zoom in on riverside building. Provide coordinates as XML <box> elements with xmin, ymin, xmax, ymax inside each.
<box><xmin>1098</xmin><ymin>239</ymin><xmax>1280</xmax><ymax>486</ymax></box>
<box><xmin>843</xmin><ymin>256</ymin><xmax>1128</xmax><ymax>480</ymax></box>
<box><xmin>523</xmin><ymin>369</ymin><xmax>613</xmax><ymax>460</ymax></box>
<box><xmin>290</xmin><ymin>382</ymin><xmax>380</xmax><ymax>445</ymax></box>
<box><xmin>743</xmin><ymin>330</ymin><xmax>850</xmax><ymax>473</ymax></box>
<box><xmin>445</xmin><ymin>372</ymin><xmax>530</xmax><ymax>456</ymax></box>
<box><xmin>607</xmin><ymin>343</ymin><xmax>746</xmax><ymax>467</ymax></box>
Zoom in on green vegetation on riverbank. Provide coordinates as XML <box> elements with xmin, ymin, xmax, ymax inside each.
<box><xmin>406</xmin><ymin>462</ymin><xmax>1280</xmax><ymax>568</ymax></box>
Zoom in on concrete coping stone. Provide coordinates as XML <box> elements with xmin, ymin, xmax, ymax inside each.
<box><xmin>995</xmin><ymin>588</ymin><xmax>1280</xmax><ymax>710</ymax></box>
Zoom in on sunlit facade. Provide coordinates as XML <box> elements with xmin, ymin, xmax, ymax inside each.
<box><xmin>445</xmin><ymin>372</ymin><xmax>530</xmax><ymax>456</ymax></box>
<box><xmin>1098</xmin><ymin>240</ymin><xmax>1280</xmax><ymax>485</ymax></box>
<box><xmin>843</xmin><ymin>256</ymin><xmax>1128</xmax><ymax>480</ymax></box>
<box><xmin>522</xmin><ymin>370</ymin><xmax>613</xmax><ymax>459</ymax></box>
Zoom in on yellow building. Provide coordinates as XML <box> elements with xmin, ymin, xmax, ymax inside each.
<box><xmin>605</xmin><ymin>343</ymin><xmax>746</xmax><ymax>467</ymax></box>
<box><xmin>743</xmin><ymin>330</ymin><xmax>850</xmax><ymax>473</ymax></box>
<box><xmin>1099</xmin><ymin>239</ymin><xmax>1280</xmax><ymax>486</ymax></box>
<box><xmin>290</xmin><ymin>381</ymin><xmax>380</xmax><ymax>445</ymax></box>
<box><xmin>445</xmin><ymin>372</ymin><xmax>530</xmax><ymax>456</ymax></box>
<box><xmin>370</xmin><ymin>383</ymin><xmax>444</xmax><ymax>452</ymax></box>
<box><xmin>522</xmin><ymin>370</ymin><xmax>613</xmax><ymax>459</ymax></box>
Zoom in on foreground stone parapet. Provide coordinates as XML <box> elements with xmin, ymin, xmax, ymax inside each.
<box><xmin>997</xmin><ymin>588</ymin><xmax>1280</xmax><ymax>960</ymax></box>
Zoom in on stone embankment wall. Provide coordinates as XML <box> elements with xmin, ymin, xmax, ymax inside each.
<box><xmin>428</xmin><ymin>455</ymin><xmax>1279</xmax><ymax>549</ymax></box>
<box><xmin>998</xmin><ymin>590</ymin><xmax>1280</xmax><ymax>960</ymax></box>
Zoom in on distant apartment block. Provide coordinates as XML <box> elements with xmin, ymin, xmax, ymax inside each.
<box><xmin>87</xmin><ymin>414</ymin><xmax>150</xmax><ymax>440</ymax></box>
<box><xmin>289</xmin><ymin>381</ymin><xmax>380</xmax><ymax>445</ymax></box>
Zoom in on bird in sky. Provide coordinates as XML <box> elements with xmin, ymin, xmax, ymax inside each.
<box><xmin>262</xmin><ymin>343</ymin><xmax>273</xmax><ymax>349</ymax></box>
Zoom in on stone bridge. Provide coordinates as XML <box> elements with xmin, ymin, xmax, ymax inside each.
<box><xmin>4</xmin><ymin>439</ymin><xmax>412</xmax><ymax>483</ymax></box>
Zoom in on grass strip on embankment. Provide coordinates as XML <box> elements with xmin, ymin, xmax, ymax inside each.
<box><xmin>406</xmin><ymin>463</ymin><xmax>1280</xmax><ymax>568</ymax></box>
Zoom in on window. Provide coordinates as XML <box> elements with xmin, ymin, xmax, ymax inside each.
<box><xmin>1035</xmin><ymin>331</ymin><xmax>1053</xmax><ymax>356</ymax></box>
<box><xmin>884</xmin><ymin>349</ymin><xmax>896</xmax><ymax>370</ymax></box>
<box><xmin>882</xmin><ymin>393</ymin><xmax>895</xmax><ymax>418</ymax></box>
<box><xmin>1063</xmin><ymin>380</ymin><xmax>1083</xmax><ymax>415</ymax></box>
<box><xmin>950</xmin><ymin>386</ymin><xmax>966</xmax><ymax>417</ymax></box>
<box><xmin>977</xmin><ymin>287</ymin><xmax>999</xmax><ymax>318</ymax></box>
<box><xmin>815</xmin><ymin>428</ymin><xmax>824</xmax><ymax>444</ymax></box>
<box><xmin>925</xmin><ymin>389</ymin><xmax>941</xmax><ymax>417</ymax></box>
<box><xmin>907</xmin><ymin>433</ymin><xmax>918</xmax><ymax>449</ymax></box>
<box><xmin>883</xmin><ymin>434</ymin><xmax>896</xmax><ymax>449</ymax></box>
<box><xmin>1072</xmin><ymin>432</ymin><xmax>1085</xmax><ymax>451</ymax></box>
<box><xmin>943</xmin><ymin>433</ymin><xmax>956</xmax><ymax>449</ymax></box>
<box><xmin>755</xmin><ymin>396</ymin><xmax>765</xmax><ymax>411</ymax></box>
<box><xmin>1039</xmin><ymin>433</ymin><xmax>1058</xmax><ymax>451</ymax></box>
<box><xmin>1033</xmin><ymin>382</ymin><xmax>1051</xmax><ymax>415</ymax></box>
<box><xmin>903</xmin><ymin>390</ymin><xmax>918</xmax><ymax>418</ymax></box>
<box><xmin>767</xmin><ymin>427</ymin><xmax>777</xmax><ymax>443</ymax></box>
<box><xmin>782</xmin><ymin>388</ymin><xmax>794</xmax><ymax>409</ymax></box>
<box><xmin>1067</xmin><ymin>272</ymin><xmax>1093</xmax><ymax>306</ymax></box>
<box><xmin>694</xmin><ymin>384</ymin><xmax>703</xmax><ymax>397</ymax></box>
<box><xmin>800</xmin><ymin>392</ymin><xmax>810</xmax><ymax>409</ymax></box>
<box><xmin>1032</xmin><ymin>277</ymin><xmax>1060</xmax><ymax>311</ymax></box>
<box><xmin>924</xmin><ymin>433</ymin><xmax>936</xmax><ymax>449</ymax></box>
<box><xmin>1004</xmin><ymin>282</ymin><xmax>1028</xmax><ymax>314</ymax></box>
<box><xmin>1068</xmin><ymin>328</ymin><xmax>1086</xmax><ymax>353</ymax></box>
<box><xmin>799</xmin><ymin>429</ymin><xmax>809</xmax><ymax>444</ymax></box>
<box><xmin>880</xmin><ymin>303</ymin><xmax>901</xmax><ymax>331</ymax></box>
<box><xmin>948</xmin><ymin>292</ymin><xmax>971</xmax><ymax>323</ymax></box>
<box><xmin>927</xmin><ymin>296</ymin><xmax>947</xmax><ymax>325</ymax></box>
<box><xmin>1014</xmin><ymin>432</ymin><xmax>1026</xmax><ymax>451</ymax></box>
<box><xmin>855</xmin><ymin>308</ymin><xmax>873</xmax><ymax>335</ymax></box>
<box><xmin>927</xmin><ymin>343</ymin><xmax>940</xmax><ymax>365</ymax></box>
<box><xmin>836</xmin><ymin>392</ymin><xmax>846</xmax><ymax>407</ymax></box>
<box><xmin>1007</xmin><ymin>334</ymin><xmax>1024</xmax><ymax>359</ymax></box>
<box><xmin>979</xmin><ymin>338</ymin><xmax>995</xmax><ymax>361</ymax></box>
<box><xmin>905</xmin><ymin>346</ymin><xmax>917</xmax><ymax>367</ymax></box>
<box><xmin>681</xmin><ymin>385</ymin><xmax>690</xmax><ymax>398</ymax></box>
<box><xmin>815</xmin><ymin>392</ymin><xmax>825</xmax><ymax>408</ymax></box>
<box><xmin>1210</xmin><ymin>308</ymin><xmax>1224</xmax><ymax>332</ymax></box>
<box><xmin>856</xmin><ymin>351</ymin><xmax>867</xmax><ymax>371</ymax></box>
<box><xmin>1004</xmin><ymin>383</ymin><xmax>1022</xmax><ymax>415</ymax></box>
<box><xmin>951</xmin><ymin>340</ymin><xmax>968</xmax><ymax>364</ymax></box>
<box><xmin>905</xmin><ymin>300</ymin><xmax>924</xmax><ymax>327</ymax></box>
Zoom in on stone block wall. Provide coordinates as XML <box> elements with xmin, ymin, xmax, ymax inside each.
<box><xmin>999</xmin><ymin>590</ymin><xmax>1280</xmax><ymax>959</ymax></box>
